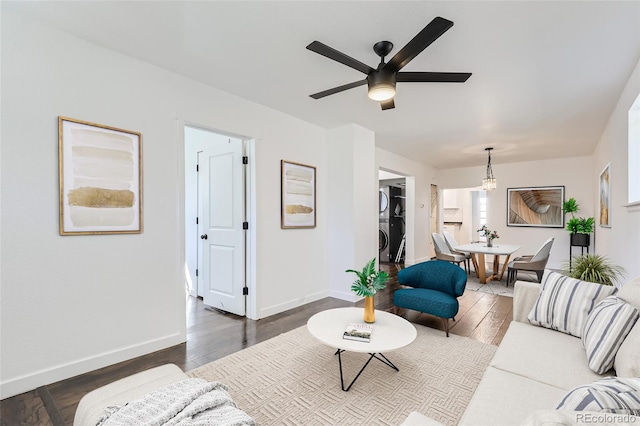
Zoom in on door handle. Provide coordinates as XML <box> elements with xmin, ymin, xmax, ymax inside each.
<box><xmin>200</xmin><ymin>234</ymin><xmax>208</xmax><ymax>240</ymax></box>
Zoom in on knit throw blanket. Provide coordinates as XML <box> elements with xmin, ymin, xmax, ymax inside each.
<box><xmin>95</xmin><ymin>379</ymin><xmax>255</xmax><ymax>426</ymax></box>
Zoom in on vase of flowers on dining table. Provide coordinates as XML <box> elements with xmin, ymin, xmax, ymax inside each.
<box><xmin>478</xmin><ymin>225</ymin><xmax>499</xmax><ymax>247</ymax></box>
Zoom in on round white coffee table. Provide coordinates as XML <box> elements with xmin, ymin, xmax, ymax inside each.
<box><xmin>307</xmin><ymin>307</ymin><xmax>417</xmax><ymax>391</ymax></box>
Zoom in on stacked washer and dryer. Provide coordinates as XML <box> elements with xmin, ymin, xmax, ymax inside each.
<box><xmin>379</xmin><ymin>187</ymin><xmax>391</xmax><ymax>262</ymax></box>
<box><xmin>379</xmin><ymin>181</ymin><xmax>405</xmax><ymax>263</ymax></box>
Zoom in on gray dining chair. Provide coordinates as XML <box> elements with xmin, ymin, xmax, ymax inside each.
<box><xmin>443</xmin><ymin>231</ymin><xmax>473</xmax><ymax>275</ymax></box>
<box><xmin>506</xmin><ymin>238</ymin><xmax>554</xmax><ymax>285</ymax></box>
<box><xmin>432</xmin><ymin>233</ymin><xmax>468</xmax><ymax>273</ymax></box>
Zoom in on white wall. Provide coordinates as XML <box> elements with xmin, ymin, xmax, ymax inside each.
<box><xmin>327</xmin><ymin>125</ymin><xmax>377</xmax><ymax>301</ymax></box>
<box><xmin>0</xmin><ymin>8</ymin><xmax>329</xmax><ymax>397</ymax></box>
<box><xmin>592</xmin><ymin>58</ymin><xmax>640</xmax><ymax>282</ymax></box>
<box><xmin>376</xmin><ymin>148</ymin><xmax>436</xmax><ymax>264</ymax></box>
<box><xmin>437</xmin><ymin>156</ymin><xmax>594</xmax><ymax>270</ymax></box>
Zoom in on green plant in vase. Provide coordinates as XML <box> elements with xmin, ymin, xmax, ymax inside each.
<box><xmin>563</xmin><ymin>197</ymin><xmax>594</xmax><ymax>247</ymax></box>
<box><xmin>566</xmin><ymin>217</ymin><xmax>594</xmax><ymax>247</ymax></box>
<box><xmin>477</xmin><ymin>225</ymin><xmax>499</xmax><ymax>247</ymax></box>
<box><xmin>346</xmin><ymin>257</ymin><xmax>389</xmax><ymax>323</ymax></box>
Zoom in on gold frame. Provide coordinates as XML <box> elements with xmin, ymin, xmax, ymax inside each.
<box><xmin>599</xmin><ymin>163</ymin><xmax>611</xmax><ymax>228</ymax></box>
<box><xmin>58</xmin><ymin>116</ymin><xmax>143</xmax><ymax>235</ymax></box>
<box><xmin>281</xmin><ymin>160</ymin><xmax>316</xmax><ymax>229</ymax></box>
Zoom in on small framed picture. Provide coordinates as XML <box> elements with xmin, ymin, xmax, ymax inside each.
<box><xmin>281</xmin><ymin>160</ymin><xmax>316</xmax><ymax>229</ymax></box>
<box><xmin>59</xmin><ymin>117</ymin><xmax>142</xmax><ymax>235</ymax></box>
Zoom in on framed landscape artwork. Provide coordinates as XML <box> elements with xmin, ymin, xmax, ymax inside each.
<box><xmin>281</xmin><ymin>160</ymin><xmax>316</xmax><ymax>229</ymax></box>
<box><xmin>59</xmin><ymin>117</ymin><xmax>142</xmax><ymax>235</ymax></box>
<box><xmin>507</xmin><ymin>186</ymin><xmax>565</xmax><ymax>228</ymax></box>
<box><xmin>599</xmin><ymin>163</ymin><xmax>611</xmax><ymax>228</ymax></box>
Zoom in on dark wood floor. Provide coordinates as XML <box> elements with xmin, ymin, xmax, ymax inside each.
<box><xmin>1</xmin><ymin>264</ymin><xmax>513</xmax><ymax>426</ymax></box>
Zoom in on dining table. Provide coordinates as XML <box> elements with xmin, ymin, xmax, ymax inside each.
<box><xmin>454</xmin><ymin>243</ymin><xmax>522</xmax><ymax>284</ymax></box>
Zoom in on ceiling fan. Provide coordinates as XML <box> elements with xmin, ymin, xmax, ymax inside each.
<box><xmin>306</xmin><ymin>16</ymin><xmax>471</xmax><ymax>110</ymax></box>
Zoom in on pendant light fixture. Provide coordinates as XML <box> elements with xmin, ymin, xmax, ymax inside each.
<box><xmin>482</xmin><ymin>147</ymin><xmax>497</xmax><ymax>190</ymax></box>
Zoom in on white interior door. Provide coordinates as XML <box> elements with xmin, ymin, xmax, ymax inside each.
<box><xmin>199</xmin><ymin>135</ymin><xmax>245</xmax><ymax>316</ymax></box>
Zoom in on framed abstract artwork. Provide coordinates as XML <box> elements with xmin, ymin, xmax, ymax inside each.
<box><xmin>599</xmin><ymin>163</ymin><xmax>611</xmax><ymax>228</ymax></box>
<box><xmin>507</xmin><ymin>186</ymin><xmax>565</xmax><ymax>228</ymax></box>
<box><xmin>59</xmin><ymin>117</ymin><xmax>142</xmax><ymax>235</ymax></box>
<box><xmin>281</xmin><ymin>160</ymin><xmax>316</xmax><ymax>229</ymax></box>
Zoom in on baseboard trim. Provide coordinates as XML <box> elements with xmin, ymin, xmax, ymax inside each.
<box><xmin>328</xmin><ymin>289</ymin><xmax>359</xmax><ymax>302</ymax></box>
<box><xmin>0</xmin><ymin>333</ymin><xmax>184</xmax><ymax>399</ymax></box>
<box><xmin>258</xmin><ymin>290</ymin><xmax>330</xmax><ymax>319</ymax></box>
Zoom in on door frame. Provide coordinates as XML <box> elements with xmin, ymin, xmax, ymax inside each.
<box><xmin>179</xmin><ymin>120</ymin><xmax>257</xmax><ymax>320</ymax></box>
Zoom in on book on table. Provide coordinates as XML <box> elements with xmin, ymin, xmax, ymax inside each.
<box><xmin>343</xmin><ymin>323</ymin><xmax>373</xmax><ymax>342</ymax></box>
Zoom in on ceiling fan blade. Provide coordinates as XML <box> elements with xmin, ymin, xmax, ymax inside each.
<box><xmin>306</xmin><ymin>41</ymin><xmax>375</xmax><ymax>75</ymax></box>
<box><xmin>309</xmin><ymin>79</ymin><xmax>367</xmax><ymax>99</ymax></box>
<box><xmin>381</xmin><ymin>98</ymin><xmax>395</xmax><ymax>110</ymax></box>
<box><xmin>384</xmin><ymin>17</ymin><xmax>454</xmax><ymax>72</ymax></box>
<box><xmin>397</xmin><ymin>72</ymin><xmax>472</xmax><ymax>83</ymax></box>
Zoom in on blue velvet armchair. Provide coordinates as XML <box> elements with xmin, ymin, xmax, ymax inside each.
<box><xmin>393</xmin><ymin>260</ymin><xmax>467</xmax><ymax>337</ymax></box>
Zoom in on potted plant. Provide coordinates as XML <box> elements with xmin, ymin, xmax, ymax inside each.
<box><xmin>566</xmin><ymin>217</ymin><xmax>594</xmax><ymax>247</ymax></box>
<box><xmin>346</xmin><ymin>257</ymin><xmax>389</xmax><ymax>323</ymax></box>
<box><xmin>563</xmin><ymin>254</ymin><xmax>625</xmax><ymax>286</ymax></box>
<box><xmin>477</xmin><ymin>225</ymin><xmax>499</xmax><ymax>247</ymax></box>
<box><xmin>563</xmin><ymin>197</ymin><xmax>593</xmax><ymax>247</ymax></box>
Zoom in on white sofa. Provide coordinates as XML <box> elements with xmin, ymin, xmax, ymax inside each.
<box><xmin>403</xmin><ymin>276</ymin><xmax>640</xmax><ymax>426</ymax></box>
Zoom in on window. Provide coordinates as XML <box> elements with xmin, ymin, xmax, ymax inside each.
<box><xmin>471</xmin><ymin>190</ymin><xmax>488</xmax><ymax>241</ymax></box>
<box><xmin>629</xmin><ymin>93</ymin><xmax>640</xmax><ymax>205</ymax></box>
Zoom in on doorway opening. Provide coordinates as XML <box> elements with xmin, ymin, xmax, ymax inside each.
<box><xmin>379</xmin><ymin>170</ymin><xmax>406</xmax><ymax>264</ymax></box>
<box><xmin>184</xmin><ymin>125</ymin><xmax>251</xmax><ymax>317</ymax></box>
<box><xmin>441</xmin><ymin>187</ymin><xmax>486</xmax><ymax>245</ymax></box>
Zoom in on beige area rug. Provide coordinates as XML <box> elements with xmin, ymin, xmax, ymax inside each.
<box><xmin>465</xmin><ymin>269</ymin><xmax>540</xmax><ymax>298</ymax></box>
<box><xmin>188</xmin><ymin>324</ymin><xmax>497</xmax><ymax>426</ymax></box>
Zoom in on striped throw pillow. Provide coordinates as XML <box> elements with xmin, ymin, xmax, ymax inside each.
<box><xmin>556</xmin><ymin>377</ymin><xmax>640</xmax><ymax>415</ymax></box>
<box><xmin>528</xmin><ymin>271</ymin><xmax>616</xmax><ymax>337</ymax></box>
<box><xmin>583</xmin><ymin>296</ymin><xmax>639</xmax><ymax>374</ymax></box>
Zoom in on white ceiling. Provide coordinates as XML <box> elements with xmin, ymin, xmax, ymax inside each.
<box><xmin>7</xmin><ymin>1</ymin><xmax>640</xmax><ymax>169</ymax></box>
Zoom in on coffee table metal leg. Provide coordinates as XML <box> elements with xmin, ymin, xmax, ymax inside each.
<box><xmin>373</xmin><ymin>353</ymin><xmax>399</xmax><ymax>371</ymax></box>
<box><xmin>335</xmin><ymin>349</ymin><xmax>399</xmax><ymax>392</ymax></box>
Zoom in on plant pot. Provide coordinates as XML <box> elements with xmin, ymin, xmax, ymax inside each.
<box><xmin>571</xmin><ymin>233</ymin><xmax>590</xmax><ymax>247</ymax></box>
<box><xmin>363</xmin><ymin>296</ymin><xmax>375</xmax><ymax>323</ymax></box>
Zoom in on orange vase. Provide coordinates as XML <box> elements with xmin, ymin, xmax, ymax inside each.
<box><xmin>364</xmin><ymin>296</ymin><xmax>375</xmax><ymax>323</ymax></box>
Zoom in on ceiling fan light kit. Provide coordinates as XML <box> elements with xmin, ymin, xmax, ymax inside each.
<box><xmin>306</xmin><ymin>17</ymin><xmax>471</xmax><ymax>110</ymax></box>
<box><xmin>367</xmin><ymin>70</ymin><xmax>396</xmax><ymax>101</ymax></box>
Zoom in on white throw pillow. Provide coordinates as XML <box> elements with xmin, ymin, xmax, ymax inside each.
<box><xmin>556</xmin><ymin>377</ymin><xmax>640</xmax><ymax>416</ymax></box>
<box><xmin>582</xmin><ymin>296</ymin><xmax>639</xmax><ymax>374</ymax></box>
<box><xmin>614</xmin><ymin>320</ymin><xmax>640</xmax><ymax>377</ymax></box>
<box><xmin>528</xmin><ymin>271</ymin><xmax>616</xmax><ymax>337</ymax></box>
<box><xmin>618</xmin><ymin>276</ymin><xmax>640</xmax><ymax>309</ymax></box>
